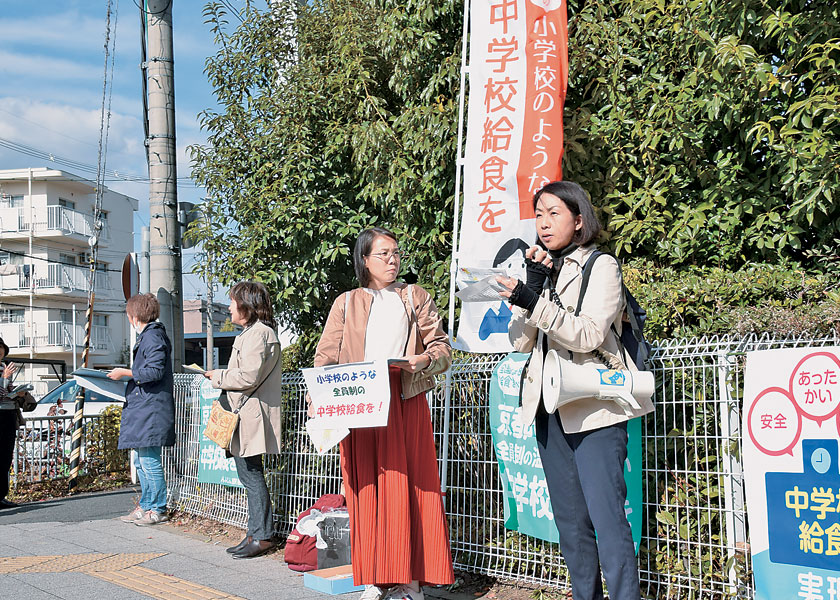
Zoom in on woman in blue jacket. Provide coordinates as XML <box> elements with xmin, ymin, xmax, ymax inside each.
<box><xmin>109</xmin><ymin>293</ymin><xmax>175</xmax><ymax>526</ymax></box>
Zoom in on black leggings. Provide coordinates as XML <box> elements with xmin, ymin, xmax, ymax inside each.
<box><xmin>0</xmin><ymin>410</ymin><xmax>17</xmax><ymax>501</ymax></box>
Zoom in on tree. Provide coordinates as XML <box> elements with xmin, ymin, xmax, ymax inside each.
<box><xmin>564</xmin><ymin>0</ymin><xmax>840</xmax><ymax>267</ymax></box>
<box><xmin>190</xmin><ymin>0</ymin><xmax>462</xmax><ymax>356</ymax></box>
<box><xmin>190</xmin><ymin>0</ymin><xmax>840</xmax><ymax>354</ymax></box>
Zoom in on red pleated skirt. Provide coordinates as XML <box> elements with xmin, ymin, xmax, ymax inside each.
<box><xmin>339</xmin><ymin>366</ymin><xmax>455</xmax><ymax>587</ymax></box>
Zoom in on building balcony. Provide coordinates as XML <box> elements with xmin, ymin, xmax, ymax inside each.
<box><xmin>0</xmin><ymin>263</ymin><xmax>113</xmax><ymax>300</ymax></box>
<box><xmin>0</xmin><ymin>321</ymin><xmax>112</xmax><ymax>355</ymax></box>
<box><xmin>0</xmin><ymin>205</ymin><xmax>110</xmax><ymax>243</ymax></box>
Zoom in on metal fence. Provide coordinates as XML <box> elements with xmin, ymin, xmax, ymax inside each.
<box><xmin>12</xmin><ymin>413</ymin><xmax>127</xmax><ymax>485</ymax></box>
<box><xmin>162</xmin><ymin>333</ymin><xmax>840</xmax><ymax>599</ymax></box>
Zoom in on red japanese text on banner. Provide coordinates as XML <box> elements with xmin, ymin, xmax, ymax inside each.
<box><xmin>455</xmin><ymin>0</ymin><xmax>568</xmax><ymax>353</ymax></box>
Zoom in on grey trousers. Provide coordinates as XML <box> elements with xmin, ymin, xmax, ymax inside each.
<box><xmin>536</xmin><ymin>410</ymin><xmax>641</xmax><ymax>600</ymax></box>
<box><xmin>233</xmin><ymin>454</ymin><xmax>273</xmax><ymax>541</ymax></box>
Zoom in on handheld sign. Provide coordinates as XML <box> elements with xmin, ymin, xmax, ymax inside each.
<box><xmin>302</xmin><ymin>360</ymin><xmax>392</xmax><ymax>430</ymax></box>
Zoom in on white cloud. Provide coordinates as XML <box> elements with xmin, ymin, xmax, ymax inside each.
<box><xmin>0</xmin><ymin>50</ymin><xmax>100</xmax><ymax>82</ymax></box>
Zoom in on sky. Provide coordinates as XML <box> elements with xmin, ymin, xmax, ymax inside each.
<box><xmin>0</xmin><ymin>0</ymin><xmax>234</xmax><ymax>302</ymax></box>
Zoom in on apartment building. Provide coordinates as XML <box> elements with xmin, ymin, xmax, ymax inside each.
<box><xmin>0</xmin><ymin>168</ymin><xmax>138</xmax><ymax>396</ymax></box>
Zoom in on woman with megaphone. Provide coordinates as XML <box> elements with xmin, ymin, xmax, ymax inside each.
<box><xmin>495</xmin><ymin>181</ymin><xmax>653</xmax><ymax>600</ymax></box>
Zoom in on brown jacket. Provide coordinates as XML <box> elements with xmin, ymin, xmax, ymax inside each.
<box><xmin>211</xmin><ymin>321</ymin><xmax>284</xmax><ymax>457</ymax></box>
<box><xmin>314</xmin><ymin>283</ymin><xmax>451</xmax><ymax>398</ymax></box>
<box><xmin>509</xmin><ymin>245</ymin><xmax>654</xmax><ymax>433</ymax></box>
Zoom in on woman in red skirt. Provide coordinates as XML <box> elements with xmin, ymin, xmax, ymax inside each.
<box><xmin>314</xmin><ymin>227</ymin><xmax>454</xmax><ymax>600</ymax></box>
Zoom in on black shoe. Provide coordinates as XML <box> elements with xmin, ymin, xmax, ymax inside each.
<box><xmin>226</xmin><ymin>535</ymin><xmax>252</xmax><ymax>554</ymax></box>
<box><xmin>0</xmin><ymin>499</ymin><xmax>19</xmax><ymax>509</ymax></box>
<box><xmin>232</xmin><ymin>539</ymin><xmax>274</xmax><ymax>559</ymax></box>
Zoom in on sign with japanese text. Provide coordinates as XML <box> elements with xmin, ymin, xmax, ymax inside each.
<box><xmin>489</xmin><ymin>353</ymin><xmax>641</xmax><ymax>550</ymax></box>
<box><xmin>302</xmin><ymin>360</ymin><xmax>391</xmax><ymax>430</ymax></box>
<box><xmin>455</xmin><ymin>0</ymin><xmax>568</xmax><ymax>352</ymax></box>
<box><xmin>196</xmin><ymin>379</ymin><xmax>243</xmax><ymax>488</ymax></box>
<box><xmin>744</xmin><ymin>347</ymin><xmax>840</xmax><ymax>599</ymax></box>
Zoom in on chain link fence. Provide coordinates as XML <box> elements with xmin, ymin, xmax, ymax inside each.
<box><xmin>162</xmin><ymin>333</ymin><xmax>840</xmax><ymax>599</ymax></box>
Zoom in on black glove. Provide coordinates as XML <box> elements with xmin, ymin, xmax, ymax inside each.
<box><xmin>524</xmin><ymin>258</ymin><xmax>551</xmax><ymax>294</ymax></box>
<box><xmin>508</xmin><ymin>280</ymin><xmax>540</xmax><ymax>312</ymax></box>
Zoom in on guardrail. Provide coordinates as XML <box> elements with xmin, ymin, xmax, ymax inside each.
<box><xmin>12</xmin><ymin>413</ymin><xmax>127</xmax><ymax>485</ymax></box>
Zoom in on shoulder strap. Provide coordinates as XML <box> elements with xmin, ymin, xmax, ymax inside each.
<box><xmin>234</xmin><ymin>339</ymin><xmax>281</xmax><ymax>414</ymax></box>
<box><xmin>575</xmin><ymin>250</ymin><xmax>605</xmax><ymax>316</ymax></box>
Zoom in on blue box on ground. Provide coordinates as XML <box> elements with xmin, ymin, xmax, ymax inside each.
<box><xmin>303</xmin><ymin>564</ymin><xmax>364</xmax><ymax>595</ymax></box>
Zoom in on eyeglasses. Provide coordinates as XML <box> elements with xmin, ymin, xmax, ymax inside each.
<box><xmin>366</xmin><ymin>249</ymin><xmax>406</xmax><ymax>261</ymax></box>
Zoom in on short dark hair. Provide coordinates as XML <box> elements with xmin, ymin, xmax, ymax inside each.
<box><xmin>0</xmin><ymin>337</ymin><xmax>9</xmax><ymax>361</ymax></box>
<box><xmin>230</xmin><ymin>281</ymin><xmax>274</xmax><ymax>328</ymax></box>
<box><xmin>533</xmin><ymin>181</ymin><xmax>602</xmax><ymax>246</ymax></box>
<box><xmin>126</xmin><ymin>293</ymin><xmax>160</xmax><ymax>323</ymax></box>
<box><xmin>353</xmin><ymin>227</ymin><xmax>399</xmax><ymax>288</ymax></box>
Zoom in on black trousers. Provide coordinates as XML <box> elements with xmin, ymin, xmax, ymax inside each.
<box><xmin>536</xmin><ymin>409</ymin><xmax>641</xmax><ymax>600</ymax></box>
<box><xmin>0</xmin><ymin>410</ymin><xmax>17</xmax><ymax>501</ymax></box>
<box><xmin>233</xmin><ymin>454</ymin><xmax>273</xmax><ymax>541</ymax></box>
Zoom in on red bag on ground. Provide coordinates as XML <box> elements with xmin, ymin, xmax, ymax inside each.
<box><xmin>284</xmin><ymin>493</ymin><xmax>346</xmax><ymax>572</ymax></box>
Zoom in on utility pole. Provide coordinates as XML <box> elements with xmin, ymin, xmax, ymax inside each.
<box><xmin>206</xmin><ymin>279</ymin><xmax>214</xmax><ymax>370</ymax></box>
<box><xmin>145</xmin><ymin>0</ymin><xmax>184</xmax><ymax>368</ymax></box>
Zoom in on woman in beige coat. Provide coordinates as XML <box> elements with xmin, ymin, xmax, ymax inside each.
<box><xmin>204</xmin><ymin>281</ymin><xmax>283</xmax><ymax>559</ymax></box>
<box><xmin>496</xmin><ymin>182</ymin><xmax>652</xmax><ymax>600</ymax></box>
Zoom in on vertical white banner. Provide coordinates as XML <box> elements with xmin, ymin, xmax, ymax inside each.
<box><xmin>455</xmin><ymin>0</ymin><xmax>568</xmax><ymax>353</ymax></box>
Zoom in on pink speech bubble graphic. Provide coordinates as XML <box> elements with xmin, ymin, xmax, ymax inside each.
<box><xmin>789</xmin><ymin>352</ymin><xmax>840</xmax><ymax>424</ymax></box>
<box><xmin>747</xmin><ymin>387</ymin><xmax>802</xmax><ymax>456</ymax></box>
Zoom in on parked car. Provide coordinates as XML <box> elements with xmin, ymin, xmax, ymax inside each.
<box><xmin>27</xmin><ymin>380</ymin><xmax>125</xmax><ymax>421</ymax></box>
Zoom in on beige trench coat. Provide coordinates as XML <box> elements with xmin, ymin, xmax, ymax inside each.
<box><xmin>211</xmin><ymin>321</ymin><xmax>283</xmax><ymax>457</ymax></box>
<box><xmin>509</xmin><ymin>244</ymin><xmax>654</xmax><ymax>433</ymax></box>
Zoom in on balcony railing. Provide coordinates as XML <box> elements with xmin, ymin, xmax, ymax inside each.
<box><xmin>0</xmin><ymin>263</ymin><xmax>112</xmax><ymax>297</ymax></box>
<box><xmin>0</xmin><ymin>321</ymin><xmax>113</xmax><ymax>354</ymax></box>
<box><xmin>47</xmin><ymin>321</ymin><xmax>112</xmax><ymax>353</ymax></box>
<box><xmin>0</xmin><ymin>206</ymin><xmax>109</xmax><ymax>241</ymax></box>
<box><xmin>0</xmin><ymin>322</ymin><xmax>27</xmax><ymax>348</ymax></box>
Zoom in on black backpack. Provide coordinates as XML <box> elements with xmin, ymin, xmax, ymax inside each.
<box><xmin>575</xmin><ymin>251</ymin><xmax>651</xmax><ymax>370</ymax></box>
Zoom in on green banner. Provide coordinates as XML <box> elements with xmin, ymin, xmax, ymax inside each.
<box><xmin>489</xmin><ymin>352</ymin><xmax>642</xmax><ymax>551</ymax></box>
<box><xmin>196</xmin><ymin>379</ymin><xmax>243</xmax><ymax>488</ymax></box>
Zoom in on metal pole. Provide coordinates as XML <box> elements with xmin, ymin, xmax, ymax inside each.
<box><xmin>439</xmin><ymin>0</ymin><xmax>471</xmax><ymax>500</ymax></box>
<box><xmin>140</xmin><ymin>226</ymin><xmax>150</xmax><ymax>294</ymax></box>
<box><xmin>718</xmin><ymin>350</ymin><xmax>746</xmax><ymax>595</ymax></box>
<box><xmin>71</xmin><ymin>304</ymin><xmax>78</xmax><ymax>372</ymax></box>
<box><xmin>206</xmin><ymin>279</ymin><xmax>214</xmax><ymax>370</ymax></box>
<box><xmin>146</xmin><ymin>0</ymin><xmax>183</xmax><ymax>370</ymax></box>
<box><xmin>27</xmin><ymin>168</ymin><xmax>33</xmax><ymax>365</ymax></box>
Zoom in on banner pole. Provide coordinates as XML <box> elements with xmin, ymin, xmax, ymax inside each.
<box><xmin>441</xmin><ymin>0</ymin><xmax>471</xmax><ymax>500</ymax></box>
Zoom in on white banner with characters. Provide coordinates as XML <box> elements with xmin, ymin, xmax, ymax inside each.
<box><xmin>743</xmin><ymin>347</ymin><xmax>840</xmax><ymax>599</ymax></box>
<box><xmin>455</xmin><ymin>0</ymin><xmax>569</xmax><ymax>353</ymax></box>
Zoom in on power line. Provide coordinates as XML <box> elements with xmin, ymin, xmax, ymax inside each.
<box><xmin>0</xmin><ymin>137</ymin><xmax>201</xmax><ymax>187</ymax></box>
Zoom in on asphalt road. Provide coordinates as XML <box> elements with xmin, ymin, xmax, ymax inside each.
<box><xmin>0</xmin><ymin>486</ymin><xmax>139</xmax><ymax>524</ymax></box>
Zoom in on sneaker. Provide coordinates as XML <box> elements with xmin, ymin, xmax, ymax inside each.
<box><xmin>383</xmin><ymin>585</ymin><xmax>424</xmax><ymax>600</ymax></box>
<box><xmin>359</xmin><ymin>585</ymin><xmax>387</xmax><ymax>600</ymax></box>
<box><xmin>134</xmin><ymin>510</ymin><xmax>169</xmax><ymax>526</ymax></box>
<box><xmin>120</xmin><ymin>506</ymin><xmax>145</xmax><ymax>523</ymax></box>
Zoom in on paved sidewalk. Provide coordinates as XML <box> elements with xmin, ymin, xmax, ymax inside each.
<box><xmin>0</xmin><ymin>489</ymin><xmax>363</xmax><ymax>600</ymax></box>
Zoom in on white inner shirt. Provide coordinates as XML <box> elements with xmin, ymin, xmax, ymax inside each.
<box><xmin>363</xmin><ymin>283</ymin><xmax>409</xmax><ymax>361</ymax></box>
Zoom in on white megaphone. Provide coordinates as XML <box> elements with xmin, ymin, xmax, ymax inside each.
<box><xmin>541</xmin><ymin>350</ymin><xmax>655</xmax><ymax>417</ymax></box>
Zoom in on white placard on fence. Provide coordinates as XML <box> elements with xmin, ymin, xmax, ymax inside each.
<box><xmin>302</xmin><ymin>360</ymin><xmax>392</xmax><ymax>429</ymax></box>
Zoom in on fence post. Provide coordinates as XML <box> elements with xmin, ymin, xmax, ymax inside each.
<box><xmin>717</xmin><ymin>349</ymin><xmax>747</xmax><ymax>595</ymax></box>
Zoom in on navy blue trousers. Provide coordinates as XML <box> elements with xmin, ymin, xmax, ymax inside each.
<box><xmin>535</xmin><ymin>409</ymin><xmax>640</xmax><ymax>600</ymax></box>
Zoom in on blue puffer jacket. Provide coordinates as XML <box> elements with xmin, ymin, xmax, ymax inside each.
<box><xmin>118</xmin><ymin>321</ymin><xmax>176</xmax><ymax>449</ymax></box>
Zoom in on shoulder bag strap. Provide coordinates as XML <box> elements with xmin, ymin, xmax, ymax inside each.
<box><xmin>233</xmin><ymin>341</ymin><xmax>281</xmax><ymax>414</ymax></box>
<box><xmin>575</xmin><ymin>250</ymin><xmax>605</xmax><ymax>316</ymax></box>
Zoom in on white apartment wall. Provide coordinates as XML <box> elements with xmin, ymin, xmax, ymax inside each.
<box><xmin>0</xmin><ymin>169</ymin><xmax>137</xmax><ymax>397</ymax></box>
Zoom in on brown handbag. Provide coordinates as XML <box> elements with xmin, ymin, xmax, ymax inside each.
<box><xmin>202</xmin><ymin>352</ymin><xmax>279</xmax><ymax>450</ymax></box>
<box><xmin>203</xmin><ymin>396</ymin><xmax>241</xmax><ymax>451</ymax></box>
